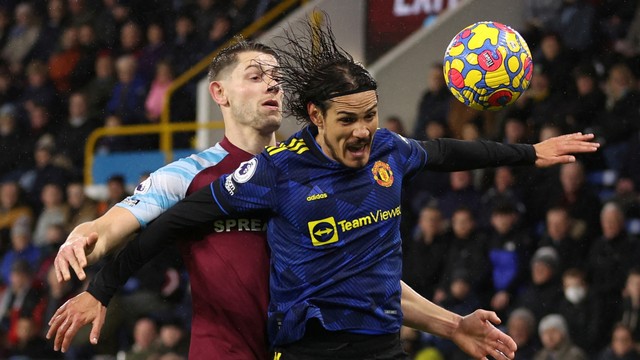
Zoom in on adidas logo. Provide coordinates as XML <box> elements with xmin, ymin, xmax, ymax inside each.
<box><xmin>306</xmin><ymin>185</ymin><xmax>328</xmax><ymax>202</ymax></box>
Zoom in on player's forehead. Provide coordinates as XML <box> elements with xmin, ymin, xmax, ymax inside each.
<box><xmin>233</xmin><ymin>51</ymin><xmax>278</xmax><ymax>75</ymax></box>
<box><xmin>326</xmin><ymin>90</ymin><xmax>377</xmax><ymax>115</ymax></box>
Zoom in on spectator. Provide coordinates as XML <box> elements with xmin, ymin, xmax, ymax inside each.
<box><xmin>125</xmin><ymin>316</ymin><xmax>160</xmax><ymax>360</ymax></box>
<box><xmin>597</xmin><ymin>323</ymin><xmax>640</xmax><ymax>360</ymax></box>
<box><xmin>228</xmin><ymin>0</ymin><xmax>258</xmax><ymax>35</ymax></box>
<box><xmin>382</xmin><ymin>115</ymin><xmax>406</xmax><ymax>136</ymax></box>
<box><xmin>555</xmin><ymin>0</ymin><xmax>597</xmax><ymax>60</ymax></box>
<box><xmin>437</xmin><ymin>207</ymin><xmax>492</xmax><ymax>304</ymax></box>
<box><xmin>7</xmin><ymin>315</ymin><xmax>62</xmax><ymax>359</ymax></box>
<box><xmin>19</xmin><ymin>140</ymin><xmax>70</xmax><ymax>212</ymax></box>
<box><xmin>202</xmin><ymin>13</ymin><xmax>234</xmax><ymax>55</ymax></box>
<box><xmin>116</xmin><ymin>20</ymin><xmax>143</xmax><ymax>59</ymax></box>
<box><xmin>65</xmin><ymin>181</ymin><xmax>97</xmax><ymax>232</ymax></box>
<box><xmin>412</xmin><ymin>62</ymin><xmax>451</xmax><ymax>141</ymax></box>
<box><xmin>437</xmin><ymin>170</ymin><xmax>482</xmax><ymax>221</ymax></box>
<box><xmin>94</xmin><ymin>0</ymin><xmax>130</xmax><ymax>50</ymax></box>
<box><xmin>48</xmin><ymin>26</ymin><xmax>81</xmax><ymax>94</ymax></box>
<box><xmin>487</xmin><ymin>202</ymin><xmax>535</xmax><ymax>317</ymax></box>
<box><xmin>620</xmin><ymin>267</ymin><xmax>640</xmax><ymax>345</ymax></box>
<box><xmin>594</xmin><ymin>63</ymin><xmax>640</xmax><ymax>172</ymax></box>
<box><xmin>192</xmin><ymin>0</ymin><xmax>228</xmax><ymax>38</ymax></box>
<box><xmin>565</xmin><ymin>63</ymin><xmax>606</xmax><ymax>134</ymax></box>
<box><xmin>83</xmin><ymin>52</ymin><xmax>117</xmax><ymax>120</ymax></box>
<box><xmin>506</xmin><ymin>308</ymin><xmax>540</xmax><ymax>360</ymax></box>
<box><xmin>515</xmin><ymin>246</ymin><xmax>564</xmax><ymax>321</ymax></box>
<box><xmin>0</xmin><ymin>181</ymin><xmax>33</xmax><ymax>254</ymax></box>
<box><xmin>106</xmin><ymin>54</ymin><xmax>147</xmax><ymax>124</ymax></box>
<box><xmin>0</xmin><ymin>260</ymin><xmax>46</xmax><ymax>348</ymax></box>
<box><xmin>71</xmin><ymin>23</ymin><xmax>100</xmax><ymax>91</ymax></box>
<box><xmin>402</xmin><ymin>205</ymin><xmax>450</xmax><ymax>300</ymax></box>
<box><xmin>145</xmin><ymin>60</ymin><xmax>174</xmax><ymax>123</ymax></box>
<box><xmin>0</xmin><ymin>3</ymin><xmax>42</xmax><ymax>75</ymax></box>
<box><xmin>533</xmin><ymin>32</ymin><xmax>574</xmax><ymax>96</ymax></box>
<box><xmin>56</xmin><ymin>91</ymin><xmax>99</xmax><ymax>169</ymax></box>
<box><xmin>155</xmin><ymin>317</ymin><xmax>189</xmax><ymax>359</ymax></box>
<box><xmin>480</xmin><ymin>166</ymin><xmax>527</xmax><ymax>227</ymax></box>
<box><xmin>19</xmin><ymin>60</ymin><xmax>59</xmax><ymax>116</ymax></box>
<box><xmin>168</xmin><ymin>10</ymin><xmax>201</xmax><ymax>76</ymax></box>
<box><xmin>0</xmin><ymin>216</ymin><xmax>40</xmax><ymax>285</ymax></box>
<box><xmin>0</xmin><ymin>105</ymin><xmax>29</xmax><ymax>179</ymax></box>
<box><xmin>557</xmin><ymin>267</ymin><xmax>606</xmax><ymax>353</ymax></box>
<box><xmin>32</xmin><ymin>183</ymin><xmax>68</xmax><ymax>247</ymax></box>
<box><xmin>589</xmin><ymin>202</ymin><xmax>640</xmax><ymax>337</ymax></box>
<box><xmin>521</xmin><ymin>0</ymin><xmax>562</xmax><ymax>48</ymax></box>
<box><xmin>96</xmin><ymin>174</ymin><xmax>128</xmax><ymax>216</ymax></box>
<box><xmin>533</xmin><ymin>314</ymin><xmax>588</xmax><ymax>360</ymax></box>
<box><xmin>67</xmin><ymin>0</ymin><xmax>96</xmax><ymax>28</ymax></box>
<box><xmin>538</xmin><ymin>206</ymin><xmax>590</xmax><ymax>273</ymax></box>
<box><xmin>138</xmin><ymin>22</ymin><xmax>169</xmax><ymax>84</ymax></box>
<box><xmin>546</xmin><ymin>161</ymin><xmax>602</xmax><ymax>237</ymax></box>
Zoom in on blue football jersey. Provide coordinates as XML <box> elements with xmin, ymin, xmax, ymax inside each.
<box><xmin>212</xmin><ymin>126</ymin><xmax>428</xmax><ymax>345</ymax></box>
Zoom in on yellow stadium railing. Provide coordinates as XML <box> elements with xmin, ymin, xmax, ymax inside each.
<box><xmin>84</xmin><ymin>0</ymin><xmax>307</xmax><ymax>186</ymax></box>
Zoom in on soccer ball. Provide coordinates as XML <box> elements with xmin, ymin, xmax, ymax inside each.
<box><xmin>443</xmin><ymin>21</ymin><xmax>533</xmax><ymax>111</ymax></box>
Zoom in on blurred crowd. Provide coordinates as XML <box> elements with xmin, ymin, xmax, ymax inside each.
<box><xmin>2</xmin><ymin>0</ymin><xmax>640</xmax><ymax>359</ymax></box>
<box><xmin>396</xmin><ymin>0</ymin><xmax>640</xmax><ymax>359</ymax></box>
<box><xmin>0</xmin><ymin>0</ymin><xmax>284</xmax><ymax>359</ymax></box>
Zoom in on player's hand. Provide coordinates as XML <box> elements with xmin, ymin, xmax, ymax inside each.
<box><xmin>46</xmin><ymin>291</ymin><xmax>106</xmax><ymax>353</ymax></box>
<box><xmin>451</xmin><ymin>309</ymin><xmax>517</xmax><ymax>360</ymax></box>
<box><xmin>55</xmin><ymin>232</ymin><xmax>98</xmax><ymax>282</ymax></box>
<box><xmin>533</xmin><ymin>132</ymin><xmax>599</xmax><ymax>168</ymax></box>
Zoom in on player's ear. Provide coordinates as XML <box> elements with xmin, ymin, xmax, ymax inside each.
<box><xmin>308</xmin><ymin>102</ymin><xmax>323</xmax><ymax>128</ymax></box>
<box><xmin>209</xmin><ymin>81</ymin><xmax>227</xmax><ymax>106</ymax></box>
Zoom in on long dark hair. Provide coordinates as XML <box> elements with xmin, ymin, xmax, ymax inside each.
<box><xmin>274</xmin><ymin>12</ymin><xmax>377</xmax><ymax>124</ymax></box>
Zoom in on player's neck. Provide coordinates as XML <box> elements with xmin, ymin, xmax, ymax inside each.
<box><xmin>225</xmin><ymin>126</ymin><xmax>277</xmax><ymax>155</ymax></box>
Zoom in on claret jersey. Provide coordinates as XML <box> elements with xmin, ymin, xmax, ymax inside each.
<box><xmin>115</xmin><ymin>137</ymin><xmax>271</xmax><ymax>360</ymax></box>
<box><xmin>211</xmin><ymin>126</ymin><xmax>429</xmax><ymax>346</ymax></box>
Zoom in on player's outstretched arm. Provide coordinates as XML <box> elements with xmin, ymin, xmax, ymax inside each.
<box><xmin>55</xmin><ymin>206</ymin><xmax>140</xmax><ymax>282</ymax></box>
<box><xmin>532</xmin><ymin>132</ymin><xmax>599</xmax><ymax>167</ymax></box>
<box><xmin>46</xmin><ymin>292</ymin><xmax>106</xmax><ymax>353</ymax></box>
<box><xmin>400</xmin><ymin>282</ymin><xmax>516</xmax><ymax>360</ymax></box>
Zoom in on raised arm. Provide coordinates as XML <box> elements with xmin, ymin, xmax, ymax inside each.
<box><xmin>47</xmin><ymin>184</ymin><xmax>227</xmax><ymax>352</ymax></box>
<box><xmin>423</xmin><ymin>132</ymin><xmax>598</xmax><ymax>172</ymax></box>
<box><xmin>400</xmin><ymin>282</ymin><xmax>516</xmax><ymax>360</ymax></box>
<box><xmin>55</xmin><ymin>206</ymin><xmax>140</xmax><ymax>282</ymax></box>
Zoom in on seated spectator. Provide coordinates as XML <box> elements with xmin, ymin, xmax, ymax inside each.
<box><xmin>125</xmin><ymin>316</ymin><xmax>160</xmax><ymax>360</ymax></box>
<box><xmin>115</xmin><ymin>21</ymin><xmax>143</xmax><ymax>59</ymax></box>
<box><xmin>437</xmin><ymin>170</ymin><xmax>482</xmax><ymax>221</ymax></box>
<box><xmin>487</xmin><ymin>202</ymin><xmax>535</xmax><ymax>317</ymax></box>
<box><xmin>589</xmin><ymin>202</ymin><xmax>640</xmax><ymax>337</ymax></box>
<box><xmin>138</xmin><ymin>22</ymin><xmax>168</xmax><ymax>84</ymax></box>
<box><xmin>564</xmin><ymin>63</ymin><xmax>605</xmax><ymax>133</ymax></box>
<box><xmin>96</xmin><ymin>114</ymin><xmax>133</xmax><ymax>153</ymax></box>
<box><xmin>32</xmin><ymin>183</ymin><xmax>68</xmax><ymax>248</ymax></box>
<box><xmin>0</xmin><ymin>105</ymin><xmax>29</xmax><ymax>178</ymax></box>
<box><xmin>620</xmin><ymin>267</ymin><xmax>640</xmax><ymax>345</ymax></box>
<box><xmin>382</xmin><ymin>115</ymin><xmax>406</xmax><ymax>136</ymax></box>
<box><xmin>145</xmin><ymin>60</ymin><xmax>174</xmax><ymax>123</ymax></box>
<box><xmin>106</xmin><ymin>54</ymin><xmax>147</xmax><ymax>125</ymax></box>
<box><xmin>480</xmin><ymin>166</ymin><xmax>526</xmax><ymax>228</ymax></box>
<box><xmin>65</xmin><ymin>181</ymin><xmax>97</xmax><ymax>231</ymax></box>
<box><xmin>506</xmin><ymin>308</ymin><xmax>540</xmax><ymax>360</ymax></box>
<box><xmin>96</xmin><ymin>174</ymin><xmax>129</xmax><ymax>217</ymax></box>
<box><xmin>534</xmin><ymin>314</ymin><xmax>588</xmax><ymax>360</ymax></box>
<box><xmin>7</xmin><ymin>316</ymin><xmax>61</xmax><ymax>359</ymax></box>
<box><xmin>437</xmin><ymin>207</ymin><xmax>492</xmax><ymax>305</ymax></box>
<box><xmin>19</xmin><ymin>60</ymin><xmax>59</xmax><ymax>118</ymax></box>
<box><xmin>0</xmin><ymin>181</ymin><xmax>33</xmax><ymax>254</ymax></box>
<box><xmin>402</xmin><ymin>205</ymin><xmax>449</xmax><ymax>300</ymax></box>
<box><xmin>538</xmin><ymin>206</ymin><xmax>590</xmax><ymax>273</ymax></box>
<box><xmin>545</xmin><ymin>161</ymin><xmax>602</xmax><ymax>237</ymax></box>
<box><xmin>533</xmin><ymin>32</ymin><xmax>574</xmax><ymax>96</ymax></box>
<box><xmin>0</xmin><ymin>216</ymin><xmax>41</xmax><ymax>285</ymax></box>
<box><xmin>0</xmin><ymin>3</ymin><xmax>42</xmax><ymax>75</ymax></box>
<box><xmin>155</xmin><ymin>317</ymin><xmax>189</xmax><ymax>359</ymax></box>
<box><xmin>593</xmin><ymin>63</ymin><xmax>640</xmax><ymax>172</ymax></box>
<box><xmin>557</xmin><ymin>267</ymin><xmax>606</xmax><ymax>353</ymax></box>
<box><xmin>56</xmin><ymin>91</ymin><xmax>99</xmax><ymax>170</ymax></box>
<box><xmin>597</xmin><ymin>323</ymin><xmax>640</xmax><ymax>360</ymax></box>
<box><xmin>0</xmin><ymin>260</ymin><xmax>47</xmax><ymax>347</ymax></box>
<box><xmin>515</xmin><ymin>246</ymin><xmax>564</xmax><ymax>322</ymax></box>
<box><xmin>48</xmin><ymin>26</ymin><xmax>81</xmax><ymax>94</ymax></box>
<box><xmin>412</xmin><ymin>62</ymin><xmax>451</xmax><ymax>141</ymax></box>
<box><xmin>202</xmin><ymin>13</ymin><xmax>234</xmax><ymax>55</ymax></box>
<box><xmin>83</xmin><ymin>53</ymin><xmax>116</xmax><ymax>120</ymax></box>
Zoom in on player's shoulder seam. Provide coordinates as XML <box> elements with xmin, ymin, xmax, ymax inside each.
<box><xmin>265</xmin><ymin>137</ymin><xmax>309</xmax><ymax>157</ymax></box>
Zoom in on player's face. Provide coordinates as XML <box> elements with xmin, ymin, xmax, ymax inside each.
<box><xmin>225</xmin><ymin>51</ymin><xmax>282</xmax><ymax>133</ymax></box>
<box><xmin>313</xmin><ymin>90</ymin><xmax>378</xmax><ymax>168</ymax></box>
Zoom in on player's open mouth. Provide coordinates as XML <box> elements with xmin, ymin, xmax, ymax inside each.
<box><xmin>262</xmin><ymin>100</ymin><xmax>280</xmax><ymax>111</ymax></box>
<box><xmin>346</xmin><ymin>143</ymin><xmax>368</xmax><ymax>157</ymax></box>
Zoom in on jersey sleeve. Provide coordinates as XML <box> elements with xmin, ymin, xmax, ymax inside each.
<box><xmin>87</xmin><ymin>154</ymin><xmax>280</xmax><ymax>306</ymax></box>
<box><xmin>114</xmin><ymin>149</ymin><xmax>227</xmax><ymax>227</ymax></box>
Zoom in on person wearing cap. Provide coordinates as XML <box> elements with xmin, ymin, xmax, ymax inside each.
<box><xmin>515</xmin><ymin>246</ymin><xmax>564</xmax><ymax>322</ymax></box>
<box><xmin>534</xmin><ymin>314</ymin><xmax>587</xmax><ymax>360</ymax></box>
